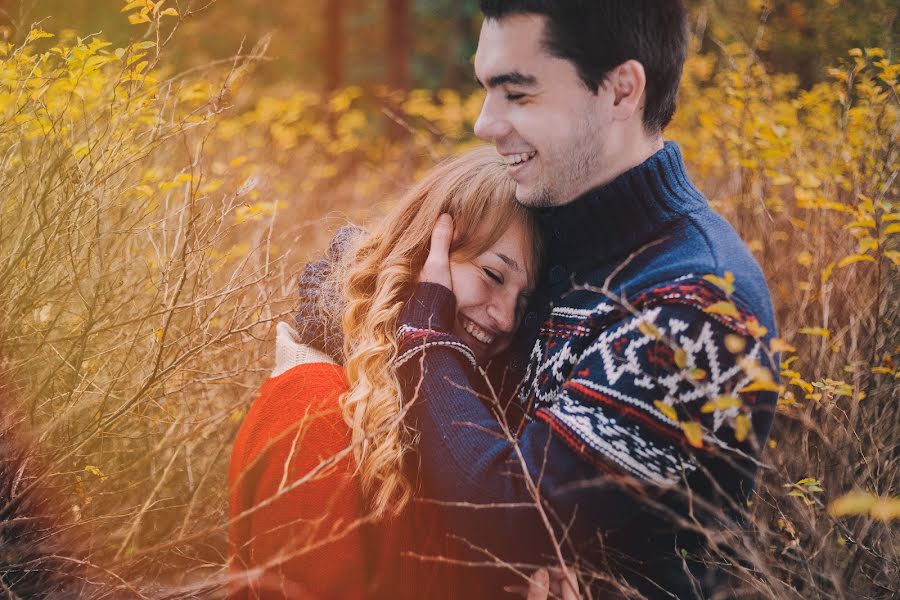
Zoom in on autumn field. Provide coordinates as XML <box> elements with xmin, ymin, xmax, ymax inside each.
<box><xmin>0</xmin><ymin>1</ymin><xmax>897</xmax><ymax>598</ymax></box>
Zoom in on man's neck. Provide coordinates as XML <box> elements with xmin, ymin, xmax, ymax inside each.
<box><xmin>561</xmin><ymin>135</ymin><xmax>665</xmax><ymax>206</ymax></box>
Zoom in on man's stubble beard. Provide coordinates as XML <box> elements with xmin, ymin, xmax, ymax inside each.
<box><xmin>516</xmin><ymin>111</ymin><xmax>605</xmax><ymax>209</ymax></box>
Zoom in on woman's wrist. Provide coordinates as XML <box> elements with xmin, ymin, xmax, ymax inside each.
<box><xmin>399</xmin><ymin>282</ymin><xmax>457</xmax><ymax>332</ymax></box>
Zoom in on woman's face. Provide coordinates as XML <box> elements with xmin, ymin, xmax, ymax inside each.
<box><xmin>449</xmin><ymin>217</ymin><xmax>535</xmax><ymax>363</ymax></box>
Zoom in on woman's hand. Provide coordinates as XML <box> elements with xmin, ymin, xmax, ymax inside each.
<box><xmin>506</xmin><ymin>566</ymin><xmax>581</xmax><ymax>600</ymax></box>
<box><xmin>418</xmin><ymin>213</ymin><xmax>454</xmax><ymax>291</ymax></box>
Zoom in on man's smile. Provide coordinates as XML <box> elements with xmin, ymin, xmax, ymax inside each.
<box><xmin>501</xmin><ymin>150</ymin><xmax>537</xmax><ymax>178</ymax></box>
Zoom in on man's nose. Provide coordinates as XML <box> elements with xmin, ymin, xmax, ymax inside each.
<box><xmin>473</xmin><ymin>94</ymin><xmax>511</xmax><ymax>142</ymax></box>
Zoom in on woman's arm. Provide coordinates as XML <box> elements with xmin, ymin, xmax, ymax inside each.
<box><xmin>293</xmin><ymin>225</ymin><xmax>365</xmax><ymax>363</ymax></box>
<box><xmin>395</xmin><ymin>284</ymin><xmax>645</xmax><ymax>565</ymax></box>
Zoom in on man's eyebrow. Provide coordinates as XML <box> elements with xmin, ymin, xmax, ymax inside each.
<box><xmin>475</xmin><ymin>71</ymin><xmax>538</xmax><ymax>89</ymax></box>
<box><xmin>493</xmin><ymin>252</ymin><xmax>521</xmax><ymax>272</ymax></box>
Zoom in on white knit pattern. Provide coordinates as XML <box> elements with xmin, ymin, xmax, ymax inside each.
<box><xmin>272</xmin><ymin>321</ymin><xmax>337</xmax><ymax>377</ymax></box>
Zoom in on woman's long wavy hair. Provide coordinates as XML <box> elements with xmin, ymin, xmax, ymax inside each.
<box><xmin>330</xmin><ymin>145</ymin><xmax>541</xmax><ymax>517</ymax></box>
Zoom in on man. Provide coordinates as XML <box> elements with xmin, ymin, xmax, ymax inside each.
<box><xmin>387</xmin><ymin>1</ymin><xmax>778</xmax><ymax>597</ymax></box>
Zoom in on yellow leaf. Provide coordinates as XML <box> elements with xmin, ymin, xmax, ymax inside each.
<box><xmin>870</xmin><ymin>497</ymin><xmax>900</xmax><ymax>522</ymax></box>
<box><xmin>857</xmin><ymin>237</ymin><xmax>878</xmax><ymax>254</ymax></box>
<box><xmin>799</xmin><ymin>327</ymin><xmax>830</xmax><ymax>339</ymax></box>
<box><xmin>734</xmin><ymin>414</ymin><xmax>751</xmax><ymax>442</ymax></box>
<box><xmin>26</xmin><ymin>28</ymin><xmax>55</xmax><ymax>42</ymax></box>
<box><xmin>844</xmin><ymin>218</ymin><xmax>876</xmax><ymax>230</ymax></box>
<box><xmin>821</xmin><ymin>261</ymin><xmax>835</xmax><ymax>284</ymax></box>
<box><xmin>717</xmin><ymin>394</ymin><xmax>742</xmax><ymax>409</ymax></box>
<box><xmin>741</xmin><ymin>380</ymin><xmax>782</xmax><ymax>393</ymax></box>
<box><xmin>84</xmin><ymin>465</ymin><xmax>108</xmax><ymax>481</ymax></box>
<box><xmin>828</xmin><ymin>490</ymin><xmax>876</xmax><ymax>517</ymax></box>
<box><xmin>795</xmin><ymin>251</ymin><xmax>814</xmax><ymax>267</ymax></box>
<box><xmin>884</xmin><ymin>223</ymin><xmax>900</xmax><ymax>236</ymax></box>
<box><xmin>771</xmin><ymin>338</ymin><xmax>797</xmax><ymax>353</ymax></box>
<box><xmin>701</xmin><ymin>395</ymin><xmax>743</xmax><ymax>413</ymax></box>
<box><xmin>122</xmin><ymin>0</ymin><xmax>148</xmax><ymax>11</ymax></box>
<box><xmin>746</xmin><ymin>318</ymin><xmax>768</xmax><ymax>338</ymax></box>
<box><xmin>724</xmin><ymin>334</ymin><xmax>746</xmax><ymax>353</ymax></box>
<box><xmin>126</xmin><ymin>52</ymin><xmax>147</xmax><ymax>67</ymax></box>
<box><xmin>674</xmin><ymin>348</ymin><xmax>687</xmax><ymax>369</ymax></box>
<box><xmin>128</xmin><ymin>12</ymin><xmax>151</xmax><ymax>24</ymax></box>
<box><xmin>791</xmin><ymin>378</ymin><xmax>814</xmax><ymax>393</ymax></box>
<box><xmin>703</xmin><ymin>272</ymin><xmax>735</xmax><ymax>296</ymax></box>
<box><xmin>682</xmin><ymin>422</ymin><xmax>703</xmax><ymax>448</ymax></box>
<box><xmin>837</xmin><ymin>254</ymin><xmax>875</xmax><ymax>268</ymax></box>
<box><xmin>705</xmin><ymin>301</ymin><xmax>740</xmax><ymax>318</ymax></box>
<box><xmin>654</xmin><ymin>400</ymin><xmax>678</xmax><ymax>422</ymax></box>
<box><xmin>689</xmin><ymin>368</ymin><xmax>707</xmax><ymax>381</ymax></box>
<box><xmin>160</xmin><ymin>7</ymin><xmax>179</xmax><ymax>16</ymax></box>
<box><xmin>638</xmin><ymin>321</ymin><xmax>662</xmax><ymax>339</ymax></box>
<box><xmin>884</xmin><ymin>251</ymin><xmax>900</xmax><ymax>266</ymax></box>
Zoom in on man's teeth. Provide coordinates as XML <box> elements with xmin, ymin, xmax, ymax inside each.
<box><xmin>503</xmin><ymin>151</ymin><xmax>537</xmax><ymax>166</ymax></box>
<box><xmin>462</xmin><ymin>318</ymin><xmax>494</xmax><ymax>345</ymax></box>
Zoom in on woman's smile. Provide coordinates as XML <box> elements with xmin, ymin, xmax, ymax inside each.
<box><xmin>457</xmin><ymin>313</ymin><xmax>497</xmax><ymax>346</ymax></box>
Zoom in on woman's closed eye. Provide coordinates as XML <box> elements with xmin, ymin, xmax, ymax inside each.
<box><xmin>483</xmin><ymin>267</ymin><xmax>503</xmax><ymax>284</ymax></box>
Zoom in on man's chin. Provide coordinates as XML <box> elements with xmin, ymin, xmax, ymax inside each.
<box><xmin>515</xmin><ymin>183</ymin><xmax>554</xmax><ymax>209</ymax></box>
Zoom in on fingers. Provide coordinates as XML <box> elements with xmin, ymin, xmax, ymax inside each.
<box><xmin>428</xmin><ymin>213</ymin><xmax>454</xmax><ymax>263</ymax></box>
<box><xmin>547</xmin><ymin>567</ymin><xmax>580</xmax><ymax>600</ymax></box>
<box><xmin>418</xmin><ymin>213</ymin><xmax>454</xmax><ymax>289</ymax></box>
<box><xmin>525</xmin><ymin>568</ymin><xmax>550</xmax><ymax>600</ymax></box>
<box><xmin>506</xmin><ymin>567</ymin><xmax>579</xmax><ymax>600</ymax></box>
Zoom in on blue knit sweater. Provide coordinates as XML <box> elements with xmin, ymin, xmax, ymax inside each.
<box><xmin>298</xmin><ymin>142</ymin><xmax>778</xmax><ymax>598</ymax></box>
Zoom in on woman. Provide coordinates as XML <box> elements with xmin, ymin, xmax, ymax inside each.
<box><xmin>228</xmin><ymin>145</ymin><xmax>542</xmax><ymax>599</ymax></box>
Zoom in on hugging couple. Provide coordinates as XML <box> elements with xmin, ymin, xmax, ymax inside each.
<box><xmin>228</xmin><ymin>1</ymin><xmax>779</xmax><ymax>599</ymax></box>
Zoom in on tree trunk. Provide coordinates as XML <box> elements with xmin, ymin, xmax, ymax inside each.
<box><xmin>386</xmin><ymin>0</ymin><xmax>411</xmax><ymax>92</ymax></box>
<box><xmin>443</xmin><ymin>9</ymin><xmax>476</xmax><ymax>89</ymax></box>
<box><xmin>385</xmin><ymin>0</ymin><xmax>412</xmax><ymax>140</ymax></box>
<box><xmin>322</xmin><ymin>0</ymin><xmax>345</xmax><ymax>92</ymax></box>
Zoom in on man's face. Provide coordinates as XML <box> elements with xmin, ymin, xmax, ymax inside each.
<box><xmin>473</xmin><ymin>14</ymin><xmax>611</xmax><ymax>207</ymax></box>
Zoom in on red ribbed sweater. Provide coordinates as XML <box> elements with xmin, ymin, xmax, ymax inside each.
<box><xmin>228</xmin><ymin>363</ymin><xmax>471</xmax><ymax>600</ymax></box>
<box><xmin>228</xmin><ymin>362</ymin><xmax>378</xmax><ymax>599</ymax></box>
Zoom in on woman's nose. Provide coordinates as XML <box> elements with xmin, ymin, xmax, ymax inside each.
<box><xmin>488</xmin><ymin>295</ymin><xmax>518</xmax><ymax>334</ymax></box>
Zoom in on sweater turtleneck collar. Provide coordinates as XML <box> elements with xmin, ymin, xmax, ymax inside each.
<box><xmin>535</xmin><ymin>141</ymin><xmax>707</xmax><ymax>268</ymax></box>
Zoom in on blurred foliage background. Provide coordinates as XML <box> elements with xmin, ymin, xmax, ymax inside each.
<box><xmin>7</xmin><ymin>0</ymin><xmax>897</xmax><ymax>90</ymax></box>
<box><xmin>0</xmin><ymin>0</ymin><xmax>897</xmax><ymax>598</ymax></box>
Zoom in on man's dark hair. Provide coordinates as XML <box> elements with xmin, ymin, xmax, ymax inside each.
<box><xmin>479</xmin><ymin>0</ymin><xmax>688</xmax><ymax>133</ymax></box>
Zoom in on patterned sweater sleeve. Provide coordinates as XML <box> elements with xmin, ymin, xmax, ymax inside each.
<box><xmin>395</xmin><ymin>280</ymin><xmax>778</xmax><ymax>566</ymax></box>
<box><xmin>530</xmin><ymin>287</ymin><xmax>779</xmax><ymax>514</ymax></box>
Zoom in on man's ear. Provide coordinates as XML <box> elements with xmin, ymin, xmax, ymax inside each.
<box><xmin>607</xmin><ymin>59</ymin><xmax>647</xmax><ymax>122</ymax></box>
